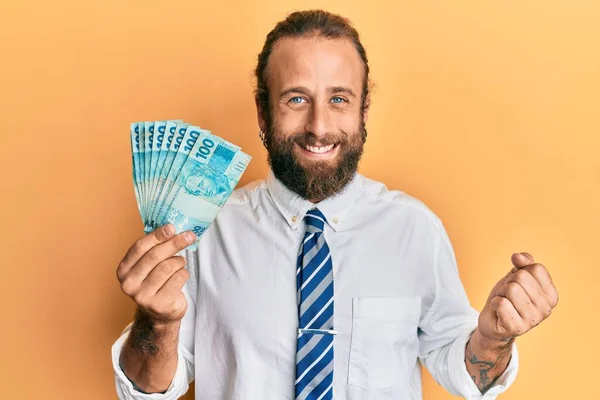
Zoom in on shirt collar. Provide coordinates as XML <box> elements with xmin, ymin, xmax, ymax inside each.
<box><xmin>266</xmin><ymin>169</ymin><xmax>363</xmax><ymax>232</ymax></box>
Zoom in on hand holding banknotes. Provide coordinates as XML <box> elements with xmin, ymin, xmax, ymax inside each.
<box><xmin>116</xmin><ymin>223</ymin><xmax>196</xmax><ymax>324</ymax></box>
<box><xmin>116</xmin><ymin>119</ymin><xmax>250</xmax><ymax>393</ymax></box>
<box><xmin>123</xmin><ymin>119</ymin><xmax>250</xmax><ymax>320</ymax></box>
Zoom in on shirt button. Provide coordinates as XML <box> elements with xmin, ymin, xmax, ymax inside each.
<box><xmin>332</xmin><ymin>217</ymin><xmax>339</xmax><ymax>224</ymax></box>
<box><xmin>292</xmin><ymin>216</ymin><xmax>297</xmax><ymax>223</ymax></box>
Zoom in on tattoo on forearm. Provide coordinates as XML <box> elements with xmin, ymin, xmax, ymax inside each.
<box><xmin>466</xmin><ymin>339</ymin><xmax>511</xmax><ymax>393</ymax></box>
<box><xmin>130</xmin><ymin>309</ymin><xmax>160</xmax><ymax>355</ymax></box>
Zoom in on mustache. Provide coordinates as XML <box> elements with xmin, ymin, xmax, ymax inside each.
<box><xmin>290</xmin><ymin>132</ymin><xmax>349</xmax><ymax>147</ymax></box>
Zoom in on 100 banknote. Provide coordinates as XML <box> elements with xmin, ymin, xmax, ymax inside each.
<box><xmin>129</xmin><ymin>120</ymin><xmax>251</xmax><ymax>248</ymax></box>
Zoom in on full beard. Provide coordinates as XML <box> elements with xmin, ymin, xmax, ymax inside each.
<box><xmin>265</xmin><ymin>121</ymin><xmax>366</xmax><ymax>202</ymax></box>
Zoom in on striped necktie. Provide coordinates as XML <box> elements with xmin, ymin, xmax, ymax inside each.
<box><xmin>295</xmin><ymin>208</ymin><xmax>335</xmax><ymax>400</ymax></box>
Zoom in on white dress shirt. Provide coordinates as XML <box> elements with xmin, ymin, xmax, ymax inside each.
<box><xmin>112</xmin><ymin>170</ymin><xmax>519</xmax><ymax>400</ymax></box>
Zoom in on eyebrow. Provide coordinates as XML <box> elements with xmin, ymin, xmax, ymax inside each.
<box><xmin>280</xmin><ymin>86</ymin><xmax>357</xmax><ymax>98</ymax></box>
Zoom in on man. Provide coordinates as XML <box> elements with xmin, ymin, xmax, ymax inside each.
<box><xmin>112</xmin><ymin>10</ymin><xmax>558</xmax><ymax>400</ymax></box>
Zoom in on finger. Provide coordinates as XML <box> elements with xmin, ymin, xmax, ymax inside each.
<box><xmin>117</xmin><ymin>224</ymin><xmax>175</xmax><ymax>281</ymax></box>
<box><xmin>145</xmin><ymin>269</ymin><xmax>189</xmax><ymax>321</ymax></box>
<box><xmin>496</xmin><ymin>281</ymin><xmax>537</xmax><ymax>322</ymax></box>
<box><xmin>523</xmin><ymin>263</ymin><xmax>559</xmax><ymax>307</ymax></box>
<box><xmin>491</xmin><ymin>266</ymin><xmax>520</xmax><ymax>299</ymax></box>
<box><xmin>511</xmin><ymin>252</ymin><xmax>534</xmax><ymax>270</ymax></box>
<box><xmin>504</xmin><ymin>269</ymin><xmax>550</xmax><ymax>311</ymax></box>
<box><xmin>136</xmin><ymin>256</ymin><xmax>187</xmax><ymax>299</ymax></box>
<box><xmin>156</xmin><ymin>267</ymin><xmax>191</xmax><ymax>295</ymax></box>
<box><xmin>127</xmin><ymin>231</ymin><xmax>196</xmax><ymax>284</ymax></box>
<box><xmin>490</xmin><ymin>296</ymin><xmax>524</xmax><ymax>335</ymax></box>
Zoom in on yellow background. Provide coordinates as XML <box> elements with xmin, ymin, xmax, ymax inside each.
<box><xmin>1</xmin><ymin>1</ymin><xmax>598</xmax><ymax>398</ymax></box>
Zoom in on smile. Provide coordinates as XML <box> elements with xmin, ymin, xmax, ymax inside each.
<box><xmin>296</xmin><ymin>143</ymin><xmax>339</xmax><ymax>159</ymax></box>
<box><xmin>304</xmin><ymin>144</ymin><xmax>335</xmax><ymax>154</ymax></box>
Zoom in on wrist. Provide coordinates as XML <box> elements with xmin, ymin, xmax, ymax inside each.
<box><xmin>132</xmin><ymin>308</ymin><xmax>181</xmax><ymax>341</ymax></box>
<box><xmin>471</xmin><ymin>328</ymin><xmax>514</xmax><ymax>356</ymax></box>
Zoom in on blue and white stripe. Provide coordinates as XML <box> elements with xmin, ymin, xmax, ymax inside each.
<box><xmin>295</xmin><ymin>208</ymin><xmax>334</xmax><ymax>400</ymax></box>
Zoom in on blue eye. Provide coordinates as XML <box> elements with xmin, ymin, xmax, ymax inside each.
<box><xmin>290</xmin><ymin>97</ymin><xmax>305</xmax><ymax>104</ymax></box>
<box><xmin>331</xmin><ymin>96</ymin><xmax>346</xmax><ymax>104</ymax></box>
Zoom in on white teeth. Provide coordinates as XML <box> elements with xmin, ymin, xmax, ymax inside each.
<box><xmin>304</xmin><ymin>144</ymin><xmax>335</xmax><ymax>154</ymax></box>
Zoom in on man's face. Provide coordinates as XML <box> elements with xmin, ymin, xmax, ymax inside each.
<box><xmin>258</xmin><ymin>36</ymin><xmax>368</xmax><ymax>202</ymax></box>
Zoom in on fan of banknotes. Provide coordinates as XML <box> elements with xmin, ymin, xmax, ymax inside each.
<box><xmin>129</xmin><ymin>120</ymin><xmax>251</xmax><ymax>250</ymax></box>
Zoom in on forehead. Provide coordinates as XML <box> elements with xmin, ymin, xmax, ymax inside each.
<box><xmin>265</xmin><ymin>36</ymin><xmax>364</xmax><ymax>91</ymax></box>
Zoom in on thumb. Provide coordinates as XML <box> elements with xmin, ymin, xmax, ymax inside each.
<box><xmin>511</xmin><ymin>252</ymin><xmax>534</xmax><ymax>269</ymax></box>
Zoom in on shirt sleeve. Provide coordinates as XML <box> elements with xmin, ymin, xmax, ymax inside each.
<box><xmin>111</xmin><ymin>248</ymin><xmax>198</xmax><ymax>400</ymax></box>
<box><xmin>418</xmin><ymin>219</ymin><xmax>519</xmax><ymax>399</ymax></box>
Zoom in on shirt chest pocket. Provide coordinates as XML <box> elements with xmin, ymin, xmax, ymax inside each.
<box><xmin>347</xmin><ymin>297</ymin><xmax>421</xmax><ymax>392</ymax></box>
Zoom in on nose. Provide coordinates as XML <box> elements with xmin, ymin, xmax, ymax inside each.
<box><xmin>304</xmin><ymin>101</ymin><xmax>333</xmax><ymax>140</ymax></box>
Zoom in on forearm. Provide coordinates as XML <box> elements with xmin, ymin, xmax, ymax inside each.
<box><xmin>465</xmin><ymin>328</ymin><xmax>514</xmax><ymax>394</ymax></box>
<box><xmin>119</xmin><ymin>308</ymin><xmax>181</xmax><ymax>394</ymax></box>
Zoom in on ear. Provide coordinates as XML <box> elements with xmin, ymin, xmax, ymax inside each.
<box><xmin>255</xmin><ymin>97</ymin><xmax>267</xmax><ymax>133</ymax></box>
